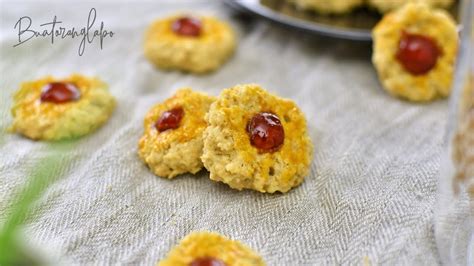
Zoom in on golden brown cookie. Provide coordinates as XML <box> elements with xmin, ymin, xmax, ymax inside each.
<box><xmin>368</xmin><ymin>0</ymin><xmax>454</xmax><ymax>13</ymax></box>
<box><xmin>138</xmin><ymin>88</ymin><xmax>215</xmax><ymax>178</ymax></box>
<box><xmin>158</xmin><ymin>231</ymin><xmax>265</xmax><ymax>266</ymax></box>
<box><xmin>372</xmin><ymin>3</ymin><xmax>458</xmax><ymax>102</ymax></box>
<box><xmin>201</xmin><ymin>84</ymin><xmax>313</xmax><ymax>193</ymax></box>
<box><xmin>144</xmin><ymin>15</ymin><xmax>236</xmax><ymax>74</ymax></box>
<box><xmin>9</xmin><ymin>74</ymin><xmax>116</xmax><ymax>140</ymax></box>
<box><xmin>287</xmin><ymin>0</ymin><xmax>364</xmax><ymax>14</ymax></box>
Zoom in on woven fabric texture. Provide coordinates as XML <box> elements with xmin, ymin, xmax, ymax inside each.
<box><xmin>0</xmin><ymin>1</ymin><xmax>468</xmax><ymax>265</ymax></box>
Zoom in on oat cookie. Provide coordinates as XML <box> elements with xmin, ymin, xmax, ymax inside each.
<box><xmin>368</xmin><ymin>0</ymin><xmax>454</xmax><ymax>13</ymax></box>
<box><xmin>372</xmin><ymin>3</ymin><xmax>458</xmax><ymax>102</ymax></box>
<box><xmin>158</xmin><ymin>231</ymin><xmax>265</xmax><ymax>266</ymax></box>
<box><xmin>144</xmin><ymin>15</ymin><xmax>236</xmax><ymax>74</ymax></box>
<box><xmin>9</xmin><ymin>74</ymin><xmax>116</xmax><ymax>140</ymax></box>
<box><xmin>202</xmin><ymin>84</ymin><xmax>313</xmax><ymax>193</ymax></box>
<box><xmin>287</xmin><ymin>0</ymin><xmax>364</xmax><ymax>14</ymax></box>
<box><xmin>138</xmin><ymin>88</ymin><xmax>215</xmax><ymax>178</ymax></box>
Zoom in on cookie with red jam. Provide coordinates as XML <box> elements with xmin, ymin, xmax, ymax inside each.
<box><xmin>201</xmin><ymin>84</ymin><xmax>313</xmax><ymax>193</ymax></box>
<box><xmin>9</xmin><ymin>74</ymin><xmax>116</xmax><ymax>140</ymax></box>
<box><xmin>158</xmin><ymin>232</ymin><xmax>265</xmax><ymax>266</ymax></box>
<box><xmin>138</xmin><ymin>88</ymin><xmax>215</xmax><ymax>178</ymax></box>
<box><xmin>144</xmin><ymin>15</ymin><xmax>236</xmax><ymax>74</ymax></box>
<box><xmin>372</xmin><ymin>3</ymin><xmax>458</xmax><ymax>102</ymax></box>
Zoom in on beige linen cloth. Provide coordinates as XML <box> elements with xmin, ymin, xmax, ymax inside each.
<box><xmin>0</xmin><ymin>1</ymin><xmax>470</xmax><ymax>265</ymax></box>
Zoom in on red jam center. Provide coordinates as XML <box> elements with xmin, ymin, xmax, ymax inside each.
<box><xmin>40</xmin><ymin>82</ymin><xmax>81</xmax><ymax>103</ymax></box>
<box><xmin>155</xmin><ymin>107</ymin><xmax>184</xmax><ymax>132</ymax></box>
<box><xmin>172</xmin><ymin>17</ymin><xmax>202</xmax><ymax>37</ymax></box>
<box><xmin>396</xmin><ymin>32</ymin><xmax>441</xmax><ymax>75</ymax></box>
<box><xmin>190</xmin><ymin>257</ymin><xmax>226</xmax><ymax>266</ymax></box>
<box><xmin>247</xmin><ymin>112</ymin><xmax>285</xmax><ymax>153</ymax></box>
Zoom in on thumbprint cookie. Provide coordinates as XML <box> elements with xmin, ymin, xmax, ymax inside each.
<box><xmin>9</xmin><ymin>74</ymin><xmax>116</xmax><ymax>140</ymax></box>
<box><xmin>138</xmin><ymin>88</ymin><xmax>215</xmax><ymax>178</ymax></box>
<box><xmin>372</xmin><ymin>3</ymin><xmax>458</xmax><ymax>102</ymax></box>
<box><xmin>201</xmin><ymin>84</ymin><xmax>313</xmax><ymax>193</ymax></box>
<box><xmin>144</xmin><ymin>15</ymin><xmax>236</xmax><ymax>74</ymax></box>
<box><xmin>158</xmin><ymin>231</ymin><xmax>265</xmax><ymax>266</ymax></box>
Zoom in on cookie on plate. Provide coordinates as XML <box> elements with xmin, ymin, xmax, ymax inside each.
<box><xmin>9</xmin><ymin>74</ymin><xmax>116</xmax><ymax>140</ymax></box>
<box><xmin>144</xmin><ymin>15</ymin><xmax>236</xmax><ymax>74</ymax></box>
<box><xmin>138</xmin><ymin>88</ymin><xmax>215</xmax><ymax>178</ymax></box>
<box><xmin>372</xmin><ymin>3</ymin><xmax>458</xmax><ymax>102</ymax></box>
<box><xmin>368</xmin><ymin>0</ymin><xmax>454</xmax><ymax>13</ymax></box>
<box><xmin>201</xmin><ymin>84</ymin><xmax>313</xmax><ymax>193</ymax></box>
<box><xmin>287</xmin><ymin>0</ymin><xmax>364</xmax><ymax>14</ymax></box>
<box><xmin>158</xmin><ymin>231</ymin><xmax>265</xmax><ymax>266</ymax></box>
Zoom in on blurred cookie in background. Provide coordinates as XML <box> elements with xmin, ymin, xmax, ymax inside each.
<box><xmin>158</xmin><ymin>231</ymin><xmax>265</xmax><ymax>266</ymax></box>
<box><xmin>372</xmin><ymin>3</ymin><xmax>458</xmax><ymax>102</ymax></box>
<box><xmin>144</xmin><ymin>14</ymin><xmax>236</xmax><ymax>74</ymax></box>
<box><xmin>368</xmin><ymin>0</ymin><xmax>455</xmax><ymax>13</ymax></box>
<box><xmin>9</xmin><ymin>74</ymin><xmax>116</xmax><ymax>140</ymax></box>
<box><xmin>286</xmin><ymin>0</ymin><xmax>364</xmax><ymax>14</ymax></box>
